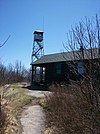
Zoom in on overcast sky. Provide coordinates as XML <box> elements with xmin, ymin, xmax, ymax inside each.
<box><xmin>0</xmin><ymin>0</ymin><xmax>100</xmax><ymax>68</ymax></box>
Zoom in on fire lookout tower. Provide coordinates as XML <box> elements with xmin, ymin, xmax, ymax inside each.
<box><xmin>31</xmin><ymin>30</ymin><xmax>44</xmax><ymax>62</ymax></box>
<box><xmin>31</xmin><ymin>30</ymin><xmax>45</xmax><ymax>85</ymax></box>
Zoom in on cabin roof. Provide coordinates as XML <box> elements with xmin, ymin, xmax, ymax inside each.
<box><xmin>31</xmin><ymin>48</ymin><xmax>99</xmax><ymax>65</ymax></box>
<box><xmin>34</xmin><ymin>30</ymin><xmax>44</xmax><ymax>34</ymax></box>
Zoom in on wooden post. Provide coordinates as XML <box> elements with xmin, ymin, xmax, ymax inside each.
<box><xmin>31</xmin><ymin>65</ymin><xmax>34</xmax><ymax>84</ymax></box>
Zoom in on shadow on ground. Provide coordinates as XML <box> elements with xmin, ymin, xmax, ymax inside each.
<box><xmin>22</xmin><ymin>83</ymin><xmax>48</xmax><ymax>91</ymax></box>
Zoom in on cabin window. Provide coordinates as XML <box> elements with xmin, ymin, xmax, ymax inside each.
<box><xmin>77</xmin><ymin>62</ymin><xmax>84</xmax><ymax>75</ymax></box>
<box><xmin>55</xmin><ymin>63</ymin><xmax>61</xmax><ymax>74</ymax></box>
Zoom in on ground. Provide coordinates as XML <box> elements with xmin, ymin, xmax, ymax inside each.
<box><xmin>0</xmin><ymin>83</ymin><xmax>51</xmax><ymax>134</ymax></box>
<box><xmin>20</xmin><ymin>90</ymin><xmax>50</xmax><ymax>134</ymax></box>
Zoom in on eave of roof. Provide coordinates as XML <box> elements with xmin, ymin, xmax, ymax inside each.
<box><xmin>31</xmin><ymin>48</ymin><xmax>99</xmax><ymax>66</ymax></box>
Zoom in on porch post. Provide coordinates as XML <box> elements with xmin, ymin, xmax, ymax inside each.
<box><xmin>31</xmin><ymin>65</ymin><xmax>34</xmax><ymax>84</ymax></box>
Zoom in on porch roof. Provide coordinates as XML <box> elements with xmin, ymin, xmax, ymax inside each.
<box><xmin>31</xmin><ymin>48</ymin><xmax>99</xmax><ymax>66</ymax></box>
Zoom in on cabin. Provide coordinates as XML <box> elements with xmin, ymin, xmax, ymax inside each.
<box><xmin>31</xmin><ymin>48</ymin><xmax>99</xmax><ymax>85</ymax></box>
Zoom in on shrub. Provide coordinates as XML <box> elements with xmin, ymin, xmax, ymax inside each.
<box><xmin>44</xmin><ymin>82</ymin><xmax>100</xmax><ymax>134</ymax></box>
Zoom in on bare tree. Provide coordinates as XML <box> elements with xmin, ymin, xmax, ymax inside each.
<box><xmin>45</xmin><ymin>16</ymin><xmax>100</xmax><ymax>134</ymax></box>
<box><xmin>63</xmin><ymin>15</ymin><xmax>100</xmax><ymax>133</ymax></box>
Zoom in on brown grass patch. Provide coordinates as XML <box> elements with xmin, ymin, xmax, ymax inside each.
<box><xmin>0</xmin><ymin>83</ymin><xmax>34</xmax><ymax>134</ymax></box>
<box><xmin>44</xmin><ymin>83</ymin><xmax>100</xmax><ymax>134</ymax></box>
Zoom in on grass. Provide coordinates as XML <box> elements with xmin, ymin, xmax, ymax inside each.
<box><xmin>5</xmin><ymin>87</ymin><xmax>32</xmax><ymax>111</ymax></box>
<box><xmin>0</xmin><ymin>83</ymin><xmax>34</xmax><ymax>134</ymax></box>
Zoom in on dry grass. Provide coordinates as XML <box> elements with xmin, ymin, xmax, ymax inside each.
<box><xmin>0</xmin><ymin>98</ymin><xmax>7</xmax><ymax>134</ymax></box>
<box><xmin>44</xmin><ymin>83</ymin><xmax>100</xmax><ymax>134</ymax></box>
<box><xmin>0</xmin><ymin>83</ymin><xmax>34</xmax><ymax>134</ymax></box>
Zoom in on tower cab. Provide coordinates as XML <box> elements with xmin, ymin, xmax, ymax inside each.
<box><xmin>34</xmin><ymin>30</ymin><xmax>43</xmax><ymax>42</ymax></box>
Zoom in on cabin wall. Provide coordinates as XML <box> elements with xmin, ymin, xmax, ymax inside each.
<box><xmin>45</xmin><ymin>62</ymin><xmax>70</xmax><ymax>84</ymax></box>
<box><xmin>31</xmin><ymin>59</ymin><xmax>100</xmax><ymax>85</ymax></box>
<box><xmin>45</xmin><ymin>63</ymin><xmax>55</xmax><ymax>83</ymax></box>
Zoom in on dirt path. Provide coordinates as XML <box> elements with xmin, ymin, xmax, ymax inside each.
<box><xmin>20</xmin><ymin>90</ymin><xmax>50</xmax><ymax>134</ymax></box>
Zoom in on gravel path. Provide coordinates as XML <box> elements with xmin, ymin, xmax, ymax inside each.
<box><xmin>20</xmin><ymin>90</ymin><xmax>51</xmax><ymax>134</ymax></box>
<box><xmin>21</xmin><ymin>105</ymin><xmax>45</xmax><ymax>134</ymax></box>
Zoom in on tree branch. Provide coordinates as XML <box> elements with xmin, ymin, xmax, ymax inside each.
<box><xmin>0</xmin><ymin>35</ymin><xmax>10</xmax><ymax>48</ymax></box>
